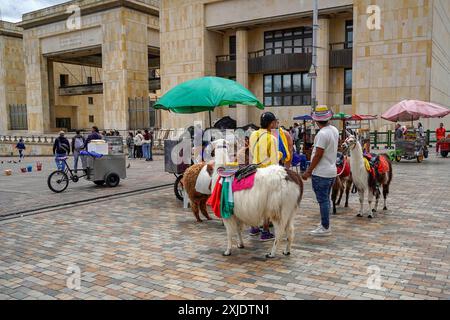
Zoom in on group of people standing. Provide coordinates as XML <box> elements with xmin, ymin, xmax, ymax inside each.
<box><xmin>126</xmin><ymin>130</ymin><xmax>154</xmax><ymax>161</ymax></box>
<box><xmin>246</xmin><ymin>105</ymin><xmax>338</xmax><ymax>240</ymax></box>
<box><xmin>52</xmin><ymin>126</ymin><xmax>104</xmax><ymax>172</ymax></box>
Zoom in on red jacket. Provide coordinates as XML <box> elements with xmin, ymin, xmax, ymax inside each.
<box><xmin>436</xmin><ymin>127</ymin><xmax>446</xmax><ymax>140</ymax></box>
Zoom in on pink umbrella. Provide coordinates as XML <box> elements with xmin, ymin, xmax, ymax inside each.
<box><xmin>382</xmin><ymin>100</ymin><xmax>450</xmax><ymax>122</ymax></box>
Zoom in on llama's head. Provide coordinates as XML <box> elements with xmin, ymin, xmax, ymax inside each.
<box><xmin>342</xmin><ymin>135</ymin><xmax>358</xmax><ymax>152</ymax></box>
<box><xmin>210</xmin><ymin>138</ymin><xmax>230</xmax><ymax>167</ymax></box>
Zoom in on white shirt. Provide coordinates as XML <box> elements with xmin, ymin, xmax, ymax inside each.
<box><xmin>311</xmin><ymin>125</ymin><xmax>339</xmax><ymax>178</ymax></box>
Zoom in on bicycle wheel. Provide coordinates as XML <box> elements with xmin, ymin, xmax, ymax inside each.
<box><xmin>174</xmin><ymin>174</ymin><xmax>184</xmax><ymax>201</ymax></box>
<box><xmin>47</xmin><ymin>170</ymin><xmax>69</xmax><ymax>193</ymax></box>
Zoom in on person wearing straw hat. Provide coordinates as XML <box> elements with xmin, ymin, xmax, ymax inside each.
<box><xmin>302</xmin><ymin>105</ymin><xmax>339</xmax><ymax>236</ymax></box>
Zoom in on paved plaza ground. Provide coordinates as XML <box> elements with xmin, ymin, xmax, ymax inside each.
<box><xmin>0</xmin><ymin>154</ymin><xmax>449</xmax><ymax>300</ymax></box>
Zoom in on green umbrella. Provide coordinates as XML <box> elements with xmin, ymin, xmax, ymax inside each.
<box><xmin>154</xmin><ymin>76</ymin><xmax>264</xmax><ymax>126</ymax></box>
<box><xmin>332</xmin><ymin>112</ymin><xmax>352</xmax><ymax>120</ymax></box>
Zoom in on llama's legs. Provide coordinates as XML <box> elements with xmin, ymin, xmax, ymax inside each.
<box><xmin>266</xmin><ymin>221</ymin><xmax>283</xmax><ymax>258</ymax></box>
<box><xmin>374</xmin><ymin>189</ymin><xmax>381</xmax><ymax>213</ymax></box>
<box><xmin>283</xmin><ymin>222</ymin><xmax>294</xmax><ymax>256</ymax></box>
<box><xmin>357</xmin><ymin>190</ymin><xmax>365</xmax><ymax>217</ymax></box>
<box><xmin>331</xmin><ymin>189</ymin><xmax>337</xmax><ymax>215</ymax></box>
<box><xmin>222</xmin><ymin>218</ymin><xmax>234</xmax><ymax>256</ymax></box>
<box><xmin>337</xmin><ymin>187</ymin><xmax>344</xmax><ymax>206</ymax></box>
<box><xmin>344</xmin><ymin>180</ymin><xmax>351</xmax><ymax>207</ymax></box>
<box><xmin>237</xmin><ymin>223</ymin><xmax>245</xmax><ymax>249</ymax></box>
<box><xmin>191</xmin><ymin>202</ymin><xmax>202</xmax><ymax>222</ymax></box>
<box><xmin>199</xmin><ymin>200</ymin><xmax>212</xmax><ymax>220</ymax></box>
<box><xmin>368</xmin><ymin>191</ymin><xmax>375</xmax><ymax>218</ymax></box>
<box><xmin>382</xmin><ymin>184</ymin><xmax>389</xmax><ymax>210</ymax></box>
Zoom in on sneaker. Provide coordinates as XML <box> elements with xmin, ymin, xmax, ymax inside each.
<box><xmin>309</xmin><ymin>225</ymin><xmax>331</xmax><ymax>237</ymax></box>
<box><xmin>260</xmin><ymin>231</ymin><xmax>275</xmax><ymax>241</ymax></box>
<box><xmin>249</xmin><ymin>227</ymin><xmax>260</xmax><ymax>236</ymax></box>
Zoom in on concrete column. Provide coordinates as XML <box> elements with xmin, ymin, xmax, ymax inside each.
<box><xmin>47</xmin><ymin>60</ymin><xmax>55</xmax><ymax>131</ymax></box>
<box><xmin>102</xmin><ymin>8</ymin><xmax>149</xmax><ymax>131</ymax></box>
<box><xmin>316</xmin><ymin>18</ymin><xmax>330</xmax><ymax>106</ymax></box>
<box><xmin>0</xmin><ymin>36</ymin><xmax>7</xmax><ymax>132</ymax></box>
<box><xmin>23</xmin><ymin>35</ymin><xmax>51</xmax><ymax>133</ymax></box>
<box><xmin>236</xmin><ymin>28</ymin><xmax>249</xmax><ymax>126</ymax></box>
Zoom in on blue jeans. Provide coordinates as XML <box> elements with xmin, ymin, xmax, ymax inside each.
<box><xmin>143</xmin><ymin>143</ymin><xmax>153</xmax><ymax>160</ymax></box>
<box><xmin>311</xmin><ymin>175</ymin><xmax>335</xmax><ymax>229</ymax></box>
<box><xmin>55</xmin><ymin>153</ymin><xmax>67</xmax><ymax>171</ymax></box>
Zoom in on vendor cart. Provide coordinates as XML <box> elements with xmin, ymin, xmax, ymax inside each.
<box><xmin>436</xmin><ymin>135</ymin><xmax>450</xmax><ymax>158</ymax></box>
<box><xmin>393</xmin><ymin>128</ymin><xmax>428</xmax><ymax>163</ymax></box>
<box><xmin>164</xmin><ymin>138</ymin><xmax>190</xmax><ymax>201</ymax></box>
<box><xmin>47</xmin><ymin>137</ymin><xmax>126</xmax><ymax>193</ymax></box>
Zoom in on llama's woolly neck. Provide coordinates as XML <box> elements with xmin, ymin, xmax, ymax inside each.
<box><xmin>349</xmin><ymin>140</ymin><xmax>368</xmax><ymax>188</ymax></box>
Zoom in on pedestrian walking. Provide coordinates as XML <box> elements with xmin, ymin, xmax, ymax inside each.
<box><xmin>134</xmin><ymin>130</ymin><xmax>144</xmax><ymax>159</ymax></box>
<box><xmin>71</xmin><ymin>130</ymin><xmax>87</xmax><ymax>174</ymax></box>
<box><xmin>302</xmin><ymin>105</ymin><xmax>339</xmax><ymax>236</ymax></box>
<box><xmin>53</xmin><ymin>131</ymin><xmax>70</xmax><ymax>171</ymax></box>
<box><xmin>436</xmin><ymin>122</ymin><xmax>446</xmax><ymax>153</ymax></box>
<box><xmin>394</xmin><ymin>123</ymin><xmax>403</xmax><ymax>141</ymax></box>
<box><xmin>15</xmin><ymin>139</ymin><xmax>26</xmax><ymax>160</ymax></box>
<box><xmin>126</xmin><ymin>131</ymin><xmax>135</xmax><ymax>159</ymax></box>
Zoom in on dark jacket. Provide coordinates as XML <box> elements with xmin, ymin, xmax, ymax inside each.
<box><xmin>53</xmin><ymin>136</ymin><xmax>70</xmax><ymax>155</ymax></box>
<box><xmin>16</xmin><ymin>142</ymin><xmax>26</xmax><ymax>150</ymax></box>
<box><xmin>71</xmin><ymin>134</ymin><xmax>86</xmax><ymax>153</ymax></box>
<box><xmin>86</xmin><ymin>131</ymin><xmax>103</xmax><ymax>145</ymax></box>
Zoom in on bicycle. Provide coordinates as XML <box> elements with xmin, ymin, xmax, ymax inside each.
<box><xmin>47</xmin><ymin>156</ymin><xmax>90</xmax><ymax>193</ymax></box>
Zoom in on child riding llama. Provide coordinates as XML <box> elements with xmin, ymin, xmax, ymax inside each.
<box><xmin>342</xmin><ymin>135</ymin><xmax>393</xmax><ymax>218</ymax></box>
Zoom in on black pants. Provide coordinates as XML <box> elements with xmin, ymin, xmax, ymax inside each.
<box><xmin>134</xmin><ymin>145</ymin><xmax>143</xmax><ymax>158</ymax></box>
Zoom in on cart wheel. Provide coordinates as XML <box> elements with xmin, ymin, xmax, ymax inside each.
<box><xmin>441</xmin><ymin>151</ymin><xmax>448</xmax><ymax>158</ymax></box>
<box><xmin>93</xmin><ymin>180</ymin><xmax>105</xmax><ymax>186</ymax></box>
<box><xmin>47</xmin><ymin>170</ymin><xmax>69</xmax><ymax>193</ymax></box>
<box><xmin>416</xmin><ymin>155</ymin><xmax>424</xmax><ymax>163</ymax></box>
<box><xmin>423</xmin><ymin>148</ymin><xmax>429</xmax><ymax>159</ymax></box>
<box><xmin>174</xmin><ymin>174</ymin><xmax>184</xmax><ymax>201</ymax></box>
<box><xmin>105</xmin><ymin>173</ymin><xmax>120</xmax><ymax>187</ymax></box>
<box><xmin>395</xmin><ymin>155</ymin><xmax>401</xmax><ymax>162</ymax></box>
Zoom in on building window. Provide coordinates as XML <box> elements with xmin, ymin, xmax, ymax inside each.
<box><xmin>264</xmin><ymin>27</ymin><xmax>312</xmax><ymax>55</ymax></box>
<box><xmin>89</xmin><ymin>115</ymin><xmax>94</xmax><ymax>123</ymax></box>
<box><xmin>60</xmin><ymin>74</ymin><xmax>69</xmax><ymax>87</ymax></box>
<box><xmin>344</xmin><ymin>69</ymin><xmax>352</xmax><ymax>104</ymax></box>
<box><xmin>88</xmin><ymin>97</ymin><xmax>94</xmax><ymax>105</ymax></box>
<box><xmin>229</xmin><ymin>35</ymin><xmax>236</xmax><ymax>61</ymax></box>
<box><xmin>345</xmin><ymin>20</ymin><xmax>353</xmax><ymax>49</ymax></box>
<box><xmin>56</xmin><ymin>118</ymin><xmax>71</xmax><ymax>131</ymax></box>
<box><xmin>264</xmin><ymin>73</ymin><xmax>311</xmax><ymax>107</ymax></box>
<box><xmin>87</xmin><ymin>76</ymin><xmax>93</xmax><ymax>85</ymax></box>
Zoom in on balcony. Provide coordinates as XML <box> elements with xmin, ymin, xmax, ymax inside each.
<box><xmin>216</xmin><ymin>47</ymin><xmax>312</xmax><ymax>77</ymax></box>
<box><xmin>59</xmin><ymin>83</ymin><xmax>103</xmax><ymax>96</ymax></box>
<box><xmin>248</xmin><ymin>47</ymin><xmax>312</xmax><ymax>74</ymax></box>
<box><xmin>329</xmin><ymin>42</ymin><xmax>352</xmax><ymax>68</ymax></box>
<box><xmin>149</xmin><ymin>78</ymin><xmax>161</xmax><ymax>91</ymax></box>
<box><xmin>216</xmin><ymin>54</ymin><xmax>236</xmax><ymax>78</ymax></box>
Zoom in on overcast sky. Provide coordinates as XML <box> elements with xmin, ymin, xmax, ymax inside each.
<box><xmin>1</xmin><ymin>0</ymin><xmax>67</xmax><ymax>22</ymax></box>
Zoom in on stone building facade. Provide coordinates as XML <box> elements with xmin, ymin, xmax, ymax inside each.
<box><xmin>160</xmin><ymin>0</ymin><xmax>450</xmax><ymax>131</ymax></box>
<box><xmin>5</xmin><ymin>0</ymin><xmax>160</xmax><ymax>134</ymax></box>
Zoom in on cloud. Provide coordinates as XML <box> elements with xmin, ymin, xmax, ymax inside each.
<box><xmin>0</xmin><ymin>0</ymin><xmax>66</xmax><ymax>23</ymax></box>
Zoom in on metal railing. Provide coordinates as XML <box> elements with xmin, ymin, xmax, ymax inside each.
<box><xmin>370</xmin><ymin>130</ymin><xmax>449</xmax><ymax>149</ymax></box>
<box><xmin>248</xmin><ymin>45</ymin><xmax>313</xmax><ymax>59</ymax></box>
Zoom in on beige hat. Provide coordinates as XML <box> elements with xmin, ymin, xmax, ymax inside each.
<box><xmin>59</xmin><ymin>131</ymin><xmax>65</xmax><ymax>135</ymax></box>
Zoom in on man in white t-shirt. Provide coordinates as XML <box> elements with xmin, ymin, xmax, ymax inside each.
<box><xmin>302</xmin><ymin>105</ymin><xmax>339</xmax><ymax>236</ymax></box>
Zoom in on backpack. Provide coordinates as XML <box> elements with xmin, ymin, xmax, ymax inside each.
<box><xmin>74</xmin><ymin>137</ymin><xmax>84</xmax><ymax>150</ymax></box>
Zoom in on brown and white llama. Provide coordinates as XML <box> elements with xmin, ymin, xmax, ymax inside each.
<box><xmin>210</xmin><ymin>139</ymin><xmax>303</xmax><ymax>258</ymax></box>
<box><xmin>331</xmin><ymin>173</ymin><xmax>353</xmax><ymax>215</ymax></box>
<box><xmin>342</xmin><ymin>135</ymin><xmax>393</xmax><ymax>218</ymax></box>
